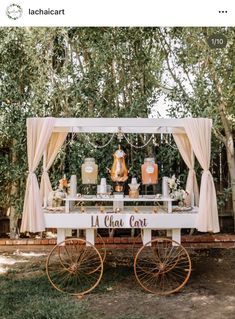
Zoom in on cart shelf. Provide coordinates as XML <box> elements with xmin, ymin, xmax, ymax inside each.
<box><xmin>64</xmin><ymin>195</ymin><xmax>175</xmax><ymax>202</ymax></box>
<box><xmin>63</xmin><ymin>195</ymin><xmax>176</xmax><ymax>214</ymax></box>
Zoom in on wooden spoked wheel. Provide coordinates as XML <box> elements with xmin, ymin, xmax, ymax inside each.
<box><xmin>46</xmin><ymin>238</ymin><xmax>103</xmax><ymax>295</ymax></box>
<box><xmin>134</xmin><ymin>238</ymin><xmax>192</xmax><ymax>295</ymax></box>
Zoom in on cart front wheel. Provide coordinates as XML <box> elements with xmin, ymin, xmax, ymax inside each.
<box><xmin>46</xmin><ymin>238</ymin><xmax>103</xmax><ymax>295</ymax></box>
<box><xmin>134</xmin><ymin>237</ymin><xmax>191</xmax><ymax>295</ymax></box>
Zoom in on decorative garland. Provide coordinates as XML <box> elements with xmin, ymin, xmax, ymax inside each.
<box><xmin>123</xmin><ymin>134</ymin><xmax>154</xmax><ymax>149</ymax></box>
<box><xmin>86</xmin><ymin>133</ymin><xmax>115</xmax><ymax>149</ymax></box>
<box><xmin>65</xmin><ymin>127</ymin><xmax>177</xmax><ymax>150</ymax></box>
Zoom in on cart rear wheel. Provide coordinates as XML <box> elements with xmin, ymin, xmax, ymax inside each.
<box><xmin>134</xmin><ymin>237</ymin><xmax>191</xmax><ymax>295</ymax></box>
<box><xmin>46</xmin><ymin>238</ymin><xmax>103</xmax><ymax>295</ymax></box>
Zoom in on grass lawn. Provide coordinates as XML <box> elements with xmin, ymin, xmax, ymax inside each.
<box><xmin>1</xmin><ymin>248</ymin><xmax>235</xmax><ymax>319</ymax></box>
<box><xmin>0</xmin><ymin>262</ymin><xmax>88</xmax><ymax>319</ymax></box>
<box><xmin>0</xmin><ymin>252</ymin><xmax>151</xmax><ymax>319</ymax></box>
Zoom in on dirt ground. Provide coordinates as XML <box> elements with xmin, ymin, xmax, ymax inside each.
<box><xmin>1</xmin><ymin>247</ymin><xmax>235</xmax><ymax>319</ymax></box>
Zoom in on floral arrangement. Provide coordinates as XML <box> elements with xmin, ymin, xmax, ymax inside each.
<box><xmin>59</xmin><ymin>175</ymin><xmax>68</xmax><ymax>192</ymax></box>
<box><xmin>168</xmin><ymin>175</ymin><xmax>189</xmax><ymax>206</ymax></box>
<box><xmin>48</xmin><ymin>189</ymin><xmax>66</xmax><ymax>207</ymax></box>
<box><xmin>47</xmin><ymin>176</ymin><xmax>67</xmax><ymax>207</ymax></box>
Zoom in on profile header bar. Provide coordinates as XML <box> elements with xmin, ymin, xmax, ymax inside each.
<box><xmin>0</xmin><ymin>0</ymin><xmax>234</xmax><ymax>26</ymax></box>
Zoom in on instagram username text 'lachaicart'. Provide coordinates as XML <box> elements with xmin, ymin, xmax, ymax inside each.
<box><xmin>29</xmin><ymin>8</ymin><xmax>65</xmax><ymax>15</ymax></box>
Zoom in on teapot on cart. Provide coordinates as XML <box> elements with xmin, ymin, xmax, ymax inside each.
<box><xmin>107</xmin><ymin>145</ymin><xmax>129</xmax><ymax>192</ymax></box>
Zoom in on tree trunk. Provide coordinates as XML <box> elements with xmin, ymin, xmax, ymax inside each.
<box><xmin>9</xmin><ymin>138</ymin><xmax>19</xmax><ymax>239</ymax></box>
<box><xmin>211</xmin><ymin>64</ymin><xmax>235</xmax><ymax>229</ymax></box>
<box><xmin>9</xmin><ymin>181</ymin><xmax>19</xmax><ymax>239</ymax></box>
<box><xmin>226</xmin><ymin>139</ymin><xmax>235</xmax><ymax>229</ymax></box>
<box><xmin>9</xmin><ymin>206</ymin><xmax>19</xmax><ymax>239</ymax></box>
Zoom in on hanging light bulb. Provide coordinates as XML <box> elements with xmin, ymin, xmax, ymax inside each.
<box><xmin>117</xmin><ymin>127</ymin><xmax>124</xmax><ymax>142</ymax></box>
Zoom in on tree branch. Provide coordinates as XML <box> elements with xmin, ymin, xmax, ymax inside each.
<box><xmin>208</xmin><ymin>57</ymin><xmax>232</xmax><ymax>138</ymax></box>
<box><xmin>212</xmin><ymin>127</ymin><xmax>226</xmax><ymax>144</ymax></box>
<box><xmin>156</xmin><ymin>29</ymin><xmax>193</xmax><ymax>103</ymax></box>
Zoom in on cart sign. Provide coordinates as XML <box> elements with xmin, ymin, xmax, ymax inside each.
<box><xmin>91</xmin><ymin>214</ymin><xmax>148</xmax><ymax>228</ymax></box>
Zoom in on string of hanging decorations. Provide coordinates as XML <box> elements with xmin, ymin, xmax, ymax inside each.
<box><xmin>123</xmin><ymin>134</ymin><xmax>154</xmax><ymax>149</ymax></box>
<box><xmin>85</xmin><ymin>127</ymin><xmax>154</xmax><ymax>149</ymax></box>
<box><xmin>65</xmin><ymin>126</ymin><xmax>178</xmax><ymax>150</ymax></box>
<box><xmin>86</xmin><ymin>133</ymin><xmax>115</xmax><ymax>149</ymax></box>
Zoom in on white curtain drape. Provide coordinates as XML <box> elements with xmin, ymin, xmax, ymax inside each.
<box><xmin>173</xmin><ymin>133</ymin><xmax>199</xmax><ymax>206</ymax></box>
<box><xmin>21</xmin><ymin>118</ymin><xmax>55</xmax><ymax>233</ymax></box>
<box><xmin>184</xmin><ymin>118</ymin><xmax>220</xmax><ymax>233</ymax></box>
<box><xmin>40</xmin><ymin>132</ymin><xmax>68</xmax><ymax>207</ymax></box>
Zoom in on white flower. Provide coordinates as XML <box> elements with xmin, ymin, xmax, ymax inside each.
<box><xmin>168</xmin><ymin>175</ymin><xmax>180</xmax><ymax>191</ymax></box>
<box><xmin>173</xmin><ymin>190</ymin><xmax>181</xmax><ymax>200</ymax></box>
<box><xmin>167</xmin><ymin>175</ymin><xmax>188</xmax><ymax>203</ymax></box>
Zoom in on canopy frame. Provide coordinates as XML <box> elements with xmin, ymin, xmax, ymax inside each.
<box><xmin>52</xmin><ymin>118</ymin><xmax>186</xmax><ymax>134</ymax></box>
<box><xmin>20</xmin><ymin>117</ymin><xmax>220</xmax><ymax>234</ymax></box>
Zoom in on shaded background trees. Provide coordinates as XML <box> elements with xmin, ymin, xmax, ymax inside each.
<box><xmin>0</xmin><ymin>27</ymin><xmax>234</xmax><ymax>236</ymax></box>
<box><xmin>156</xmin><ymin>27</ymin><xmax>235</xmax><ymax>227</ymax></box>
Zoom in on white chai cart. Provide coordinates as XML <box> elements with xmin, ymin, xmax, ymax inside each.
<box><xmin>21</xmin><ymin>117</ymin><xmax>220</xmax><ymax>296</ymax></box>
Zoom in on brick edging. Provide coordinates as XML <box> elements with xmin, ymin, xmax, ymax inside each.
<box><xmin>1</xmin><ymin>234</ymin><xmax>235</xmax><ymax>249</ymax></box>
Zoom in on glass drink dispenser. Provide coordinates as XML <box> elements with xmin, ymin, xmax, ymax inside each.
<box><xmin>81</xmin><ymin>158</ymin><xmax>98</xmax><ymax>184</ymax></box>
<box><xmin>141</xmin><ymin>157</ymin><xmax>158</xmax><ymax>185</ymax></box>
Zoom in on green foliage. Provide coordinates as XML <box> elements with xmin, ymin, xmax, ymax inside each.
<box><xmin>1</xmin><ymin>27</ymin><xmax>233</xmax><ymax>219</ymax></box>
<box><xmin>0</xmin><ymin>27</ymin><xmax>165</xmax><ymax>216</ymax></box>
<box><xmin>217</xmin><ymin>187</ymin><xmax>232</xmax><ymax>208</ymax></box>
<box><xmin>156</xmin><ymin>27</ymin><xmax>235</xmax><ymax>208</ymax></box>
<box><xmin>160</xmin><ymin>27</ymin><xmax>235</xmax><ymax>126</ymax></box>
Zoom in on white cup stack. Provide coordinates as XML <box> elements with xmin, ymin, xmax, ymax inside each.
<box><xmin>70</xmin><ymin>175</ymin><xmax>77</xmax><ymax>197</ymax></box>
<box><xmin>100</xmin><ymin>178</ymin><xmax>107</xmax><ymax>194</ymax></box>
<box><xmin>162</xmin><ymin>176</ymin><xmax>169</xmax><ymax>197</ymax></box>
<box><xmin>128</xmin><ymin>178</ymin><xmax>140</xmax><ymax>191</ymax></box>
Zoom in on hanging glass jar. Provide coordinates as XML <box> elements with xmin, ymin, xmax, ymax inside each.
<box><xmin>81</xmin><ymin>158</ymin><xmax>98</xmax><ymax>184</ymax></box>
<box><xmin>141</xmin><ymin>158</ymin><xmax>158</xmax><ymax>185</ymax></box>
